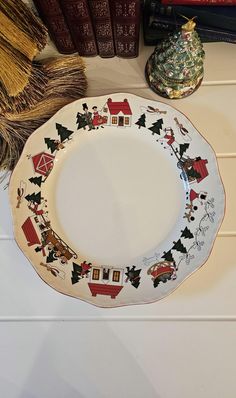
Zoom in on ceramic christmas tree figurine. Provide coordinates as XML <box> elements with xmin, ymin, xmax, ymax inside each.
<box><xmin>145</xmin><ymin>17</ymin><xmax>205</xmax><ymax>99</ymax></box>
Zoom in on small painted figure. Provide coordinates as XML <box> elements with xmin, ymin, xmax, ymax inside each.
<box><xmin>83</xmin><ymin>103</ymin><xmax>94</xmax><ymax>131</ymax></box>
<box><xmin>163</xmin><ymin>127</ymin><xmax>175</xmax><ymax>146</ymax></box>
<box><xmin>92</xmin><ymin>106</ymin><xmax>106</xmax><ymax>129</ymax></box>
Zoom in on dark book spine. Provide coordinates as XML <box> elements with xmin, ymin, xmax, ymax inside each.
<box><xmin>145</xmin><ymin>16</ymin><xmax>236</xmax><ymax>44</ymax></box>
<box><xmin>161</xmin><ymin>0</ymin><xmax>236</xmax><ymax>4</ymax></box>
<box><xmin>88</xmin><ymin>0</ymin><xmax>115</xmax><ymax>57</ymax></box>
<box><xmin>151</xmin><ymin>3</ymin><xmax>236</xmax><ymax>32</ymax></box>
<box><xmin>33</xmin><ymin>0</ymin><xmax>76</xmax><ymax>54</ymax></box>
<box><xmin>110</xmin><ymin>0</ymin><xmax>141</xmax><ymax>58</ymax></box>
<box><xmin>59</xmin><ymin>0</ymin><xmax>98</xmax><ymax>56</ymax></box>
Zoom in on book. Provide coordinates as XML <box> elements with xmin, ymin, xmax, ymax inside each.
<box><xmin>110</xmin><ymin>0</ymin><xmax>141</xmax><ymax>58</ymax></box>
<box><xmin>161</xmin><ymin>0</ymin><xmax>236</xmax><ymax>4</ymax></box>
<box><xmin>59</xmin><ymin>0</ymin><xmax>98</xmax><ymax>56</ymax></box>
<box><xmin>33</xmin><ymin>0</ymin><xmax>76</xmax><ymax>54</ymax></box>
<box><xmin>144</xmin><ymin>14</ymin><xmax>236</xmax><ymax>45</ymax></box>
<box><xmin>88</xmin><ymin>0</ymin><xmax>115</xmax><ymax>57</ymax></box>
<box><xmin>148</xmin><ymin>2</ymin><xmax>236</xmax><ymax>32</ymax></box>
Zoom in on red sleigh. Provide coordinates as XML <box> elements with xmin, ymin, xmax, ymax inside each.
<box><xmin>147</xmin><ymin>261</ymin><xmax>175</xmax><ymax>288</ymax></box>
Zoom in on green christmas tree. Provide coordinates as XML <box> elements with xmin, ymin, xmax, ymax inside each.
<box><xmin>179</xmin><ymin>143</ymin><xmax>190</xmax><ymax>158</ymax></box>
<box><xmin>172</xmin><ymin>239</ymin><xmax>187</xmax><ymax>253</ymax></box>
<box><xmin>148</xmin><ymin>118</ymin><xmax>163</xmax><ymax>136</ymax></box>
<box><xmin>25</xmin><ymin>192</ymin><xmax>42</xmax><ymax>204</ymax></box>
<box><xmin>44</xmin><ymin>137</ymin><xmax>59</xmax><ymax>154</ymax></box>
<box><xmin>29</xmin><ymin>176</ymin><xmax>43</xmax><ymax>187</ymax></box>
<box><xmin>161</xmin><ymin>250</ymin><xmax>174</xmax><ymax>262</ymax></box>
<box><xmin>71</xmin><ymin>262</ymin><xmax>82</xmax><ymax>285</ymax></box>
<box><xmin>135</xmin><ymin>114</ymin><xmax>146</xmax><ymax>129</ymax></box>
<box><xmin>181</xmin><ymin>227</ymin><xmax>194</xmax><ymax>239</ymax></box>
<box><xmin>56</xmin><ymin>123</ymin><xmax>74</xmax><ymax>142</ymax></box>
<box><xmin>76</xmin><ymin>112</ymin><xmax>88</xmax><ymax>130</ymax></box>
<box><xmin>146</xmin><ymin>18</ymin><xmax>205</xmax><ymax>99</ymax></box>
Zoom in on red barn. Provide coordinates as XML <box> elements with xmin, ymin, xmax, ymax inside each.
<box><xmin>103</xmin><ymin>98</ymin><xmax>132</xmax><ymax>127</ymax></box>
<box><xmin>32</xmin><ymin>152</ymin><xmax>55</xmax><ymax>176</ymax></box>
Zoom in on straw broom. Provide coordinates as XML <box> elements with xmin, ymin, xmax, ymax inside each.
<box><xmin>0</xmin><ymin>0</ymin><xmax>47</xmax><ymax>53</ymax></box>
<box><xmin>0</xmin><ymin>61</ymin><xmax>49</xmax><ymax>114</ymax></box>
<box><xmin>0</xmin><ymin>0</ymin><xmax>48</xmax><ymax>99</ymax></box>
<box><xmin>0</xmin><ymin>1</ymin><xmax>87</xmax><ymax>172</ymax></box>
<box><xmin>0</xmin><ymin>56</ymin><xmax>88</xmax><ymax>171</ymax></box>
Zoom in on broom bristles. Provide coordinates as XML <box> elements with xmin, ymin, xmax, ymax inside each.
<box><xmin>43</xmin><ymin>56</ymin><xmax>86</xmax><ymax>99</ymax></box>
<box><xmin>0</xmin><ymin>56</ymin><xmax>87</xmax><ymax>171</ymax></box>
<box><xmin>0</xmin><ymin>62</ymin><xmax>49</xmax><ymax>114</ymax></box>
<box><xmin>0</xmin><ymin>38</ymin><xmax>32</xmax><ymax>96</ymax></box>
<box><xmin>0</xmin><ymin>10</ymin><xmax>38</xmax><ymax>61</ymax></box>
<box><xmin>0</xmin><ymin>0</ymin><xmax>47</xmax><ymax>53</ymax></box>
<box><xmin>1</xmin><ymin>98</ymin><xmax>83</xmax><ymax>170</ymax></box>
<box><xmin>0</xmin><ymin>56</ymin><xmax>86</xmax><ymax>114</ymax></box>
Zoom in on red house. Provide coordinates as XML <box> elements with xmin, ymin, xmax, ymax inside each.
<box><xmin>32</xmin><ymin>152</ymin><xmax>55</xmax><ymax>176</ymax></box>
<box><xmin>193</xmin><ymin>158</ymin><xmax>208</xmax><ymax>183</ymax></box>
<box><xmin>103</xmin><ymin>98</ymin><xmax>132</xmax><ymax>127</ymax></box>
<box><xmin>180</xmin><ymin>157</ymin><xmax>209</xmax><ymax>184</ymax></box>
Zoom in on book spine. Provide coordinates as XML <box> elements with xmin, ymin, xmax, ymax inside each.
<box><xmin>151</xmin><ymin>3</ymin><xmax>236</xmax><ymax>32</ymax></box>
<box><xmin>59</xmin><ymin>0</ymin><xmax>98</xmax><ymax>56</ymax></box>
<box><xmin>161</xmin><ymin>0</ymin><xmax>236</xmax><ymax>4</ymax></box>
<box><xmin>33</xmin><ymin>0</ymin><xmax>76</xmax><ymax>54</ymax></box>
<box><xmin>144</xmin><ymin>16</ymin><xmax>236</xmax><ymax>44</ymax></box>
<box><xmin>110</xmin><ymin>0</ymin><xmax>141</xmax><ymax>58</ymax></box>
<box><xmin>88</xmin><ymin>0</ymin><xmax>115</xmax><ymax>57</ymax></box>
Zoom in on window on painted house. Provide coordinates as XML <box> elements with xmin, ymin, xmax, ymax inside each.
<box><xmin>103</xmin><ymin>268</ymin><xmax>110</xmax><ymax>280</ymax></box>
<box><xmin>112</xmin><ymin>116</ymin><xmax>117</xmax><ymax>124</ymax></box>
<box><xmin>92</xmin><ymin>268</ymin><xmax>100</xmax><ymax>280</ymax></box>
<box><xmin>125</xmin><ymin>117</ymin><xmax>130</xmax><ymax>125</ymax></box>
<box><xmin>112</xmin><ymin>271</ymin><xmax>120</xmax><ymax>282</ymax></box>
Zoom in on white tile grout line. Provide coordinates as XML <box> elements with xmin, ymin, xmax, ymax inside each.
<box><xmin>0</xmin><ymin>315</ymin><xmax>235</xmax><ymax>322</ymax></box>
<box><xmin>88</xmin><ymin>83</ymin><xmax>236</xmax><ymax>94</ymax></box>
<box><xmin>128</xmin><ymin>81</ymin><xmax>236</xmax><ymax>90</ymax></box>
<box><xmin>216</xmin><ymin>153</ymin><xmax>236</xmax><ymax>158</ymax></box>
<box><xmin>202</xmin><ymin>81</ymin><xmax>236</xmax><ymax>86</ymax></box>
<box><xmin>218</xmin><ymin>232</ymin><xmax>236</xmax><ymax>237</ymax></box>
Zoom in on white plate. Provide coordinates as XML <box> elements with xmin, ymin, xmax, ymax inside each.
<box><xmin>9</xmin><ymin>93</ymin><xmax>225</xmax><ymax>307</ymax></box>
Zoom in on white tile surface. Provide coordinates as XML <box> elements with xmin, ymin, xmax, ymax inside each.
<box><xmin>0</xmin><ymin>321</ymin><xmax>236</xmax><ymax>398</ymax></box>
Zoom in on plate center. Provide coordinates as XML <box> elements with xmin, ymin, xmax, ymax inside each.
<box><xmin>54</xmin><ymin>130</ymin><xmax>186</xmax><ymax>265</ymax></box>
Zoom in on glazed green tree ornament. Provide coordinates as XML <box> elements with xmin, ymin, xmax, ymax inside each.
<box><xmin>145</xmin><ymin>18</ymin><xmax>205</xmax><ymax>99</ymax></box>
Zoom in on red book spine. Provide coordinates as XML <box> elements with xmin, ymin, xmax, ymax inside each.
<box><xmin>110</xmin><ymin>0</ymin><xmax>141</xmax><ymax>58</ymax></box>
<box><xmin>161</xmin><ymin>0</ymin><xmax>236</xmax><ymax>4</ymax></box>
<box><xmin>88</xmin><ymin>0</ymin><xmax>115</xmax><ymax>58</ymax></box>
<box><xmin>59</xmin><ymin>0</ymin><xmax>98</xmax><ymax>56</ymax></box>
<box><xmin>33</xmin><ymin>0</ymin><xmax>76</xmax><ymax>54</ymax></box>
